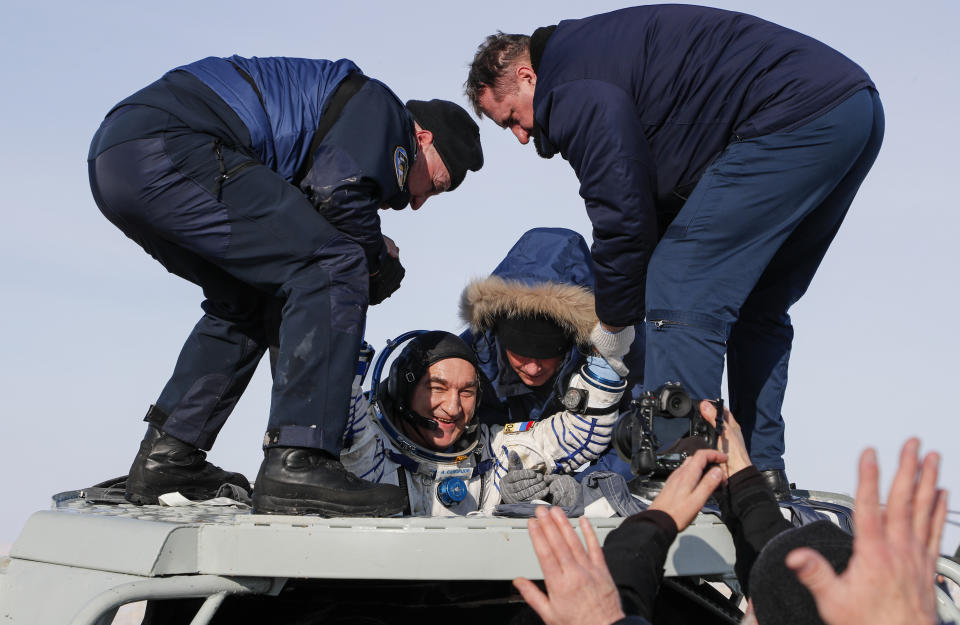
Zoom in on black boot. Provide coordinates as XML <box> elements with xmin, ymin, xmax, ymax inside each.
<box><xmin>125</xmin><ymin>425</ymin><xmax>251</xmax><ymax>505</ymax></box>
<box><xmin>761</xmin><ymin>469</ymin><xmax>794</xmax><ymax>500</ymax></box>
<box><xmin>252</xmin><ymin>447</ymin><xmax>406</xmax><ymax>516</ymax></box>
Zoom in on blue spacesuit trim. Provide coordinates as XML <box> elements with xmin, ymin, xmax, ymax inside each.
<box><xmin>358</xmin><ymin>439</ymin><xmax>387</xmax><ymax>482</ymax></box>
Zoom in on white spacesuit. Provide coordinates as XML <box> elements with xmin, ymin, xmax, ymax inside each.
<box><xmin>340</xmin><ymin>332</ymin><xmax>626</xmax><ymax>516</ymax></box>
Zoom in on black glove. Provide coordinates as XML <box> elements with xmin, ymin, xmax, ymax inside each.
<box><xmin>369</xmin><ymin>254</ymin><xmax>405</xmax><ymax>305</ymax></box>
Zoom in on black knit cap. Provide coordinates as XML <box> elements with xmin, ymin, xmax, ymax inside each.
<box><xmin>750</xmin><ymin>521</ymin><xmax>853</xmax><ymax>625</ymax></box>
<box><xmin>406</xmin><ymin>99</ymin><xmax>484</xmax><ymax>191</ymax></box>
<box><xmin>495</xmin><ymin>315</ymin><xmax>572</xmax><ymax>359</ymax></box>
<box><xmin>399</xmin><ymin>331</ymin><xmax>479</xmax><ymax>397</ymax></box>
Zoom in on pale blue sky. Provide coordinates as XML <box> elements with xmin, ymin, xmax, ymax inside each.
<box><xmin>1</xmin><ymin>1</ymin><xmax>958</xmax><ymax>550</ymax></box>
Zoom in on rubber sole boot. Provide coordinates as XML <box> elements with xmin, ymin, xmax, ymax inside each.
<box><xmin>760</xmin><ymin>469</ymin><xmax>794</xmax><ymax>500</ymax></box>
<box><xmin>252</xmin><ymin>447</ymin><xmax>406</xmax><ymax>516</ymax></box>
<box><xmin>125</xmin><ymin>426</ymin><xmax>251</xmax><ymax>505</ymax></box>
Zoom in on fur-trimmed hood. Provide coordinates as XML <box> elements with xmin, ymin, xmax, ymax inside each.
<box><xmin>459</xmin><ymin>276</ymin><xmax>597</xmax><ymax>346</ymax></box>
<box><xmin>458</xmin><ymin>228</ymin><xmax>597</xmax><ymax>347</ymax></box>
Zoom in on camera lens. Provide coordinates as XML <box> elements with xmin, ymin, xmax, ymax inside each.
<box><xmin>611</xmin><ymin>413</ymin><xmax>635</xmax><ymax>462</ymax></box>
<box><xmin>665</xmin><ymin>392</ymin><xmax>692</xmax><ymax>417</ymax></box>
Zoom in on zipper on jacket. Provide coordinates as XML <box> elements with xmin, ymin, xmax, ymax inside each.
<box><xmin>213</xmin><ymin>139</ymin><xmax>257</xmax><ymax>200</ymax></box>
<box><xmin>651</xmin><ymin>319</ymin><xmax>692</xmax><ymax>331</ymax></box>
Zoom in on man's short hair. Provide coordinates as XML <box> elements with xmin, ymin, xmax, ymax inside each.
<box><xmin>464</xmin><ymin>32</ymin><xmax>531</xmax><ymax>117</ymax></box>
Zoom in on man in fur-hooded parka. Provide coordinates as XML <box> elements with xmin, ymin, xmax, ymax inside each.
<box><xmin>459</xmin><ymin>228</ymin><xmax>641</xmax><ymax>481</ymax></box>
<box><xmin>459</xmin><ymin>228</ymin><xmax>599</xmax><ymax>423</ymax></box>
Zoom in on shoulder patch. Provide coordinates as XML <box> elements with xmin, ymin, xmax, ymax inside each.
<box><xmin>504</xmin><ymin>421</ymin><xmax>535</xmax><ymax>434</ymax></box>
<box><xmin>393</xmin><ymin>146</ymin><xmax>409</xmax><ymax>188</ymax></box>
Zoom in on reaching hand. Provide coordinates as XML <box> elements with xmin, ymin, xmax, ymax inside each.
<box><xmin>368</xmin><ymin>253</ymin><xmax>405</xmax><ymax>305</ymax></box>
<box><xmin>648</xmin><ymin>448</ymin><xmax>726</xmax><ymax>531</ymax></box>
<box><xmin>589</xmin><ymin>323</ymin><xmax>634</xmax><ymax>377</ymax></box>
<box><xmin>382</xmin><ymin>234</ymin><xmax>400</xmax><ymax>259</ymax></box>
<box><xmin>514</xmin><ymin>506</ymin><xmax>625</xmax><ymax>625</ymax></box>
<box><xmin>501</xmin><ymin>451</ymin><xmax>549</xmax><ymax>504</ymax></box>
<box><xmin>699</xmin><ymin>400</ymin><xmax>752</xmax><ymax>478</ymax></box>
<box><xmin>786</xmin><ymin>439</ymin><xmax>947</xmax><ymax>625</ymax></box>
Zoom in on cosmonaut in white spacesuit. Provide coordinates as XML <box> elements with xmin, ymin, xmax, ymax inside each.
<box><xmin>340</xmin><ymin>330</ymin><xmax>626</xmax><ymax>516</ymax></box>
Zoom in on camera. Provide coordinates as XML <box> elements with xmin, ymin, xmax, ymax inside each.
<box><xmin>611</xmin><ymin>382</ymin><xmax>722</xmax><ymax>478</ymax></box>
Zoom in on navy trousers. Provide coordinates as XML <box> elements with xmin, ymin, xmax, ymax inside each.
<box><xmin>88</xmin><ymin>106</ymin><xmax>368</xmax><ymax>454</ymax></box>
<box><xmin>643</xmin><ymin>89</ymin><xmax>885</xmax><ymax>471</ymax></box>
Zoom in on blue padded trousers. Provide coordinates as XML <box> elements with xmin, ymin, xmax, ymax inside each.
<box><xmin>88</xmin><ymin>105</ymin><xmax>367</xmax><ymax>454</ymax></box>
<box><xmin>643</xmin><ymin>89</ymin><xmax>884</xmax><ymax>470</ymax></box>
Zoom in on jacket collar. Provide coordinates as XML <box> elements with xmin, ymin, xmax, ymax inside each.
<box><xmin>530</xmin><ymin>25</ymin><xmax>557</xmax><ymax>74</ymax></box>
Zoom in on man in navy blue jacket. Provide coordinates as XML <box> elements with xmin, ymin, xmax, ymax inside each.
<box><xmin>89</xmin><ymin>56</ymin><xmax>483</xmax><ymax>515</ymax></box>
<box><xmin>465</xmin><ymin>6</ymin><xmax>884</xmax><ymax>494</ymax></box>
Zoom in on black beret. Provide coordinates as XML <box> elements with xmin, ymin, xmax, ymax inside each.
<box><xmin>406</xmin><ymin>99</ymin><xmax>484</xmax><ymax>191</ymax></box>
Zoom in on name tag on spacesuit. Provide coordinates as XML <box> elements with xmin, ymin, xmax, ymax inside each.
<box><xmin>436</xmin><ymin>466</ymin><xmax>473</xmax><ymax>479</ymax></box>
<box><xmin>504</xmin><ymin>421</ymin><xmax>535</xmax><ymax>434</ymax></box>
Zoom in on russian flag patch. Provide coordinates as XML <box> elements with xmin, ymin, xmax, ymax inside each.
<box><xmin>504</xmin><ymin>421</ymin><xmax>535</xmax><ymax>434</ymax></box>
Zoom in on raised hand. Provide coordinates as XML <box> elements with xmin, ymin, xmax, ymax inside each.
<box><xmin>514</xmin><ymin>506</ymin><xmax>625</xmax><ymax>625</ymax></box>
<box><xmin>699</xmin><ymin>400</ymin><xmax>752</xmax><ymax>478</ymax></box>
<box><xmin>648</xmin><ymin>447</ymin><xmax>727</xmax><ymax>531</ymax></box>
<box><xmin>786</xmin><ymin>439</ymin><xmax>947</xmax><ymax>625</ymax></box>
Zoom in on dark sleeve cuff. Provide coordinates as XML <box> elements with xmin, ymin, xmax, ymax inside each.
<box><xmin>728</xmin><ymin>465</ymin><xmax>763</xmax><ymax>489</ymax></box>
<box><xmin>720</xmin><ymin>466</ymin><xmax>793</xmax><ymax>595</ymax></box>
<box><xmin>726</xmin><ymin>466</ymin><xmax>781</xmax><ymax>523</ymax></box>
<box><xmin>603</xmin><ymin>510</ymin><xmax>678</xmax><ymax>620</ymax></box>
<box><xmin>367</xmin><ymin>240</ymin><xmax>387</xmax><ymax>275</ymax></box>
<box><xmin>619</xmin><ymin>509</ymin><xmax>678</xmax><ymax>540</ymax></box>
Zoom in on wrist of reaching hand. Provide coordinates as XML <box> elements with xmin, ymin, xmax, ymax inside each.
<box><xmin>591</xmin><ymin>326</ymin><xmax>625</xmax><ymax>350</ymax></box>
<box><xmin>621</xmin><ymin>509</ymin><xmax>679</xmax><ymax>539</ymax></box>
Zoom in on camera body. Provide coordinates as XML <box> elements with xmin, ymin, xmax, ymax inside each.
<box><xmin>611</xmin><ymin>382</ymin><xmax>721</xmax><ymax>478</ymax></box>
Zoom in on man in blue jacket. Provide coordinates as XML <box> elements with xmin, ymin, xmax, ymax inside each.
<box><xmin>89</xmin><ymin>55</ymin><xmax>483</xmax><ymax>515</ymax></box>
<box><xmin>465</xmin><ymin>6</ymin><xmax>884</xmax><ymax>495</ymax></box>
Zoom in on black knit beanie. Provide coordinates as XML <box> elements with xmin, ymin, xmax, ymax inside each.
<box><xmin>406</xmin><ymin>99</ymin><xmax>484</xmax><ymax>190</ymax></box>
<box><xmin>495</xmin><ymin>315</ymin><xmax>571</xmax><ymax>359</ymax></box>
<box><xmin>398</xmin><ymin>331</ymin><xmax>479</xmax><ymax>398</ymax></box>
<box><xmin>750</xmin><ymin>520</ymin><xmax>853</xmax><ymax>625</ymax></box>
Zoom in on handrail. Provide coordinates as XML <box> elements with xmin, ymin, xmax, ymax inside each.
<box><xmin>69</xmin><ymin>575</ymin><xmax>275</xmax><ymax>625</ymax></box>
<box><xmin>936</xmin><ymin>557</ymin><xmax>960</xmax><ymax>624</ymax></box>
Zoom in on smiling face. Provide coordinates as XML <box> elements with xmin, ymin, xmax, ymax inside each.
<box><xmin>477</xmin><ymin>65</ymin><xmax>537</xmax><ymax>145</ymax></box>
<box><xmin>405</xmin><ymin>357</ymin><xmax>479</xmax><ymax>451</ymax></box>
<box><xmin>505</xmin><ymin>349</ymin><xmax>563</xmax><ymax>388</ymax></box>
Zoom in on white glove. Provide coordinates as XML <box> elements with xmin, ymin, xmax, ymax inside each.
<box><xmin>589</xmin><ymin>322</ymin><xmax>635</xmax><ymax>377</ymax></box>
